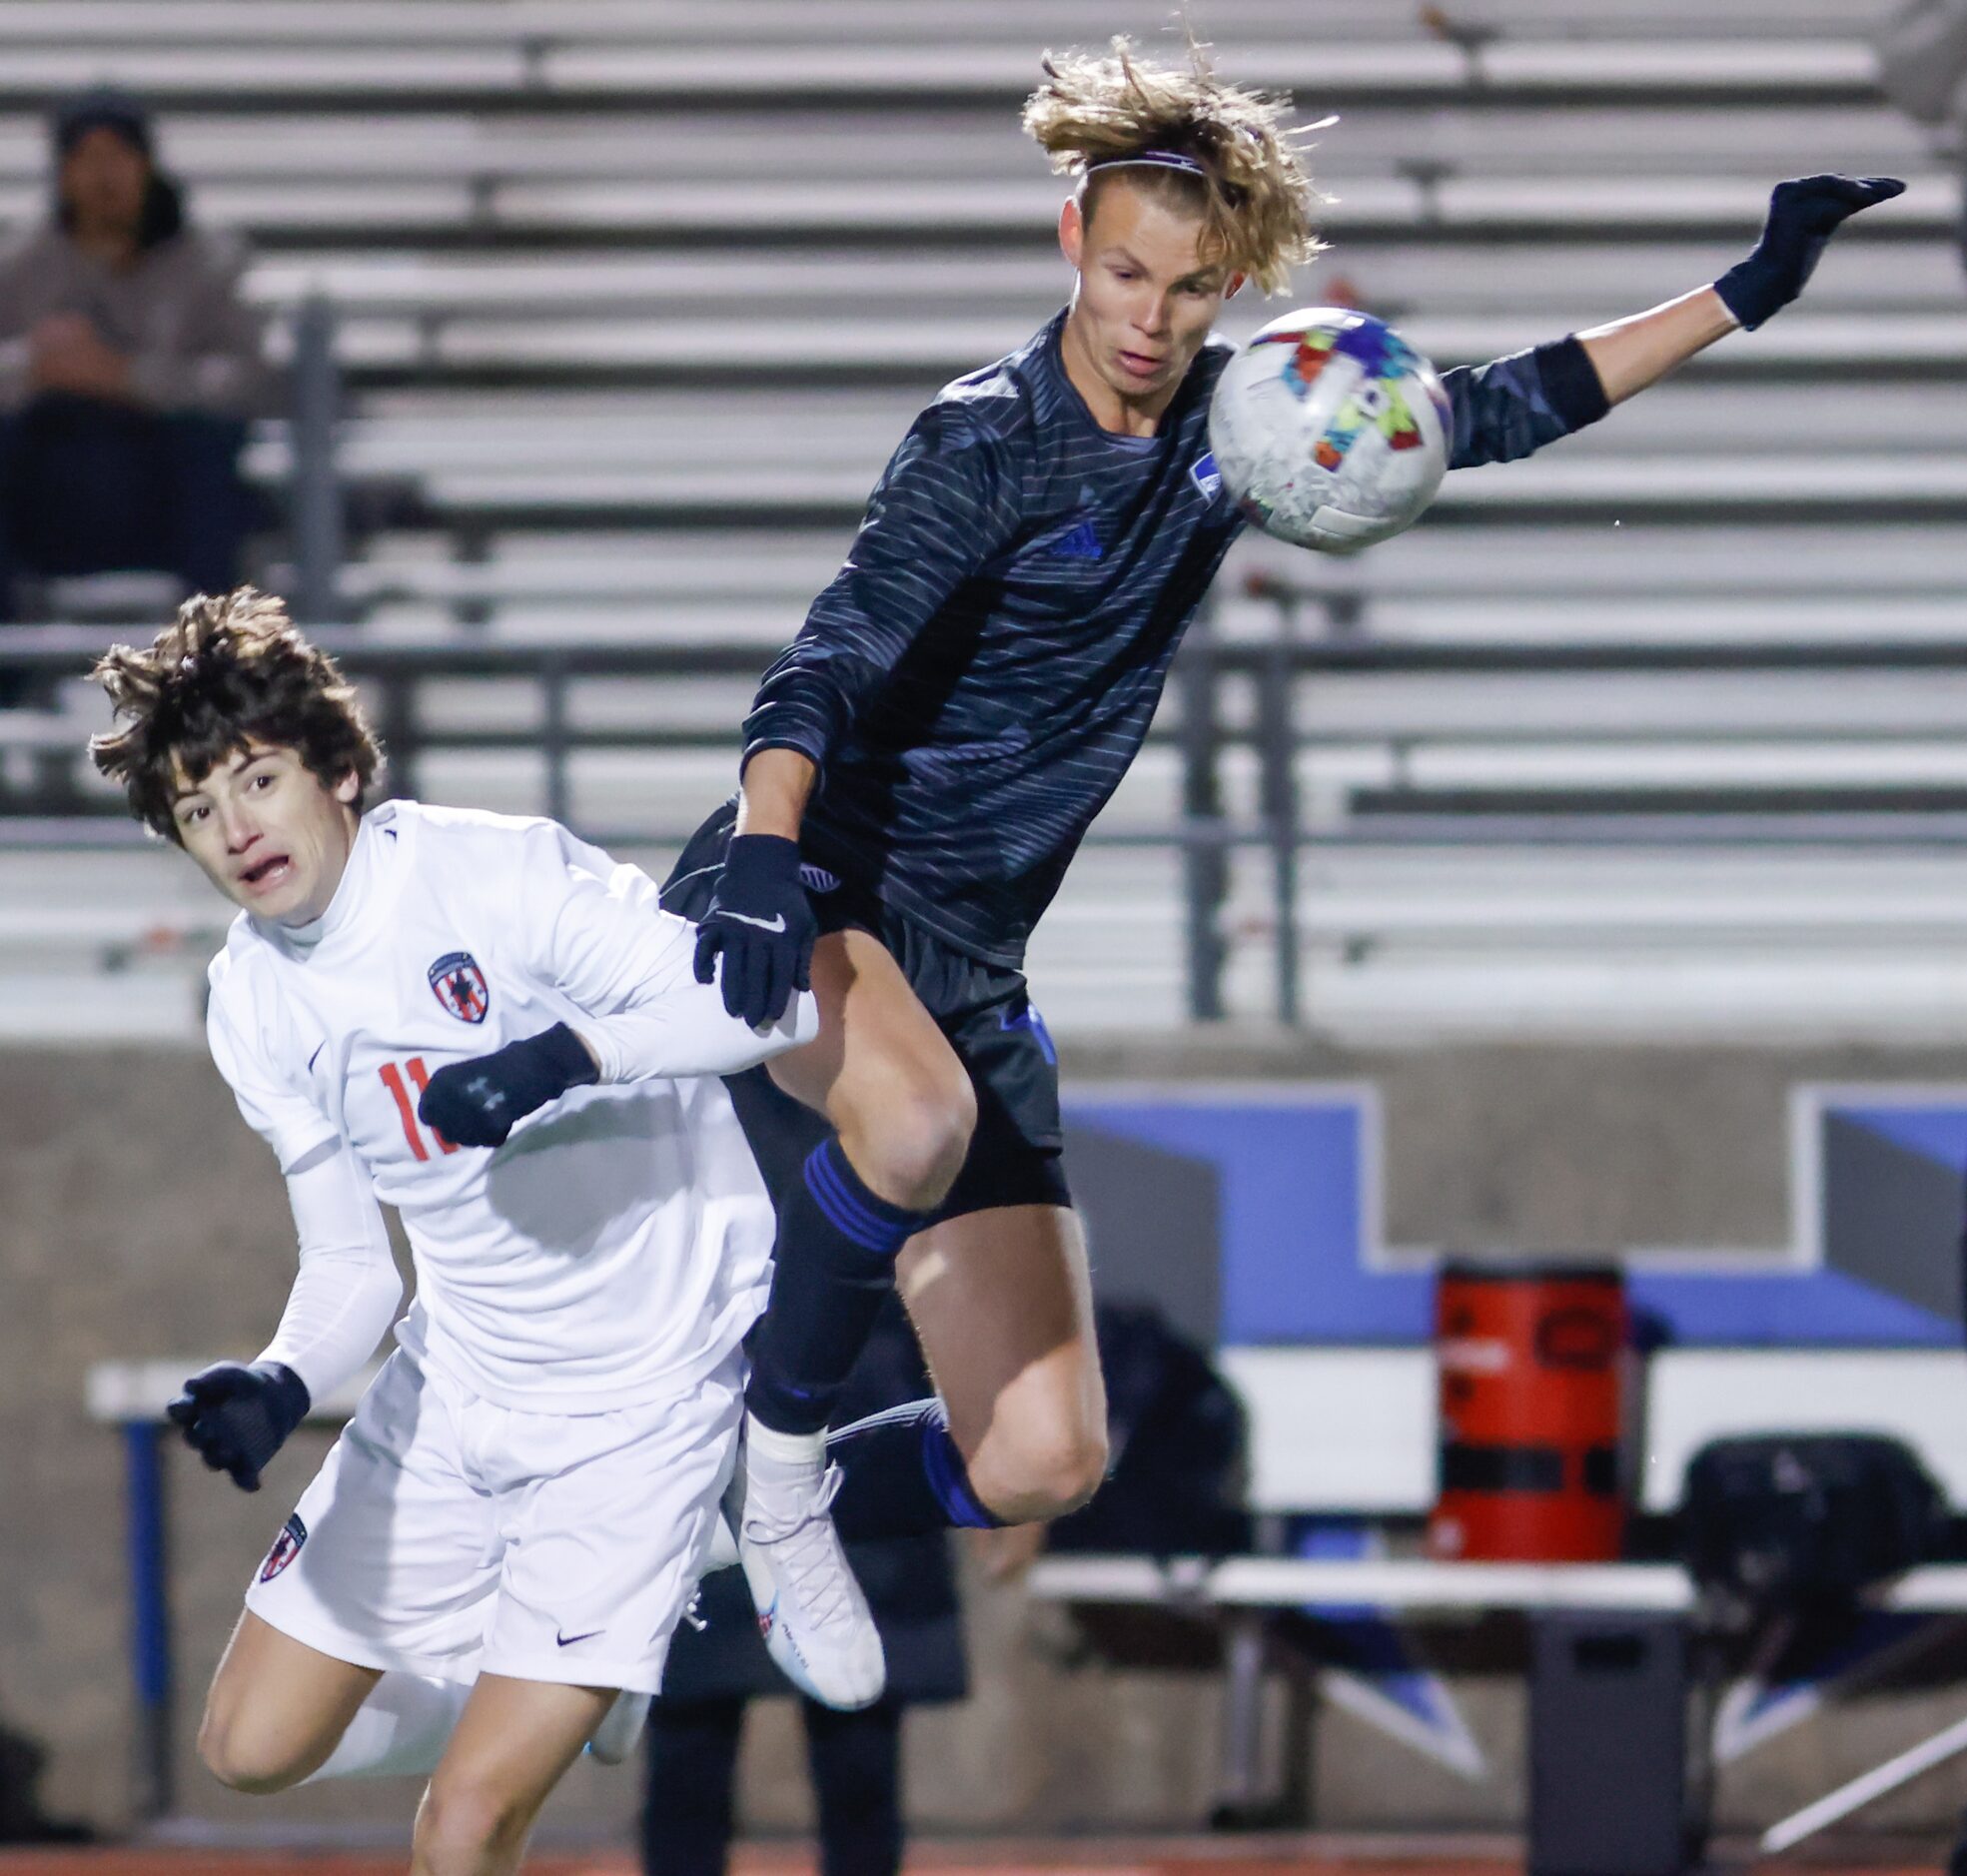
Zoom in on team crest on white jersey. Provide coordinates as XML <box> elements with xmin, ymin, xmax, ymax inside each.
<box><xmin>1190</xmin><ymin>452</ymin><xmax>1223</xmax><ymax>501</ymax></box>
<box><xmin>429</xmin><ymin>951</ymin><xmax>491</xmax><ymax>1024</ymax></box>
<box><xmin>260</xmin><ymin>1512</ymin><xmax>308</xmax><ymax>1582</ymax></box>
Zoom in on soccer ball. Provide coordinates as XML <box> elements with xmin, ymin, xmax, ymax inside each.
<box><xmin>1209</xmin><ymin>307</ymin><xmax>1452</xmax><ymax>554</ymax></box>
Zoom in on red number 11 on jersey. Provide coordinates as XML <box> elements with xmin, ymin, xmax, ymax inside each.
<box><xmin>379</xmin><ymin>1059</ymin><xmax>458</xmax><ymax>1160</ymax></box>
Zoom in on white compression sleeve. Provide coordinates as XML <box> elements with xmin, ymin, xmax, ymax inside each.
<box><xmin>255</xmin><ymin>1140</ymin><xmax>404</xmax><ymax>1405</ymax></box>
<box><xmin>577</xmin><ymin>974</ymin><xmax>819</xmax><ymax>1086</ymax></box>
<box><xmin>301</xmin><ymin>1671</ymin><xmax>470</xmax><ymax>1783</ymax></box>
<box><xmin>509</xmin><ymin>820</ymin><xmax>820</xmax><ymax>1085</ymax></box>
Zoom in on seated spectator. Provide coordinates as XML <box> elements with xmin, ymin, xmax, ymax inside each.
<box><xmin>0</xmin><ymin>88</ymin><xmax>271</xmax><ymax>619</ymax></box>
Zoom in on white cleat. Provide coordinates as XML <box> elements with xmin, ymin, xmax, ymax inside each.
<box><xmin>586</xmin><ymin>1688</ymin><xmax>649</xmax><ymax>1765</ymax></box>
<box><xmin>728</xmin><ymin>1422</ymin><xmax>886</xmax><ymax>1711</ymax></box>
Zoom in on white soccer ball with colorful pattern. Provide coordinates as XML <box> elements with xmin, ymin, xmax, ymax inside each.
<box><xmin>1209</xmin><ymin>308</ymin><xmax>1452</xmax><ymax>554</ymax></box>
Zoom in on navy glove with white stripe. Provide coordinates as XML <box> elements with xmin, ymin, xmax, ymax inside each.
<box><xmin>692</xmin><ymin>833</ymin><xmax>817</xmax><ymax>1029</ymax></box>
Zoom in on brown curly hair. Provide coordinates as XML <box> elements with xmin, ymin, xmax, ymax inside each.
<box><xmin>1022</xmin><ymin>35</ymin><xmax>1326</xmax><ymax>296</ymax></box>
<box><xmin>90</xmin><ymin>587</ymin><xmax>383</xmax><ymax>841</ymax></box>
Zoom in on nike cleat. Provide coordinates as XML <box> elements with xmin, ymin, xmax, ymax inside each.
<box><xmin>726</xmin><ymin>1424</ymin><xmax>885</xmax><ymax>1711</ymax></box>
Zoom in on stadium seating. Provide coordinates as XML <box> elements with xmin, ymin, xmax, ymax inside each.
<box><xmin>7</xmin><ymin>0</ymin><xmax>1966</xmax><ymax>1038</ymax></box>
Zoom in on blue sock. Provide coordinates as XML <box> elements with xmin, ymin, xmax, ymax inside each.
<box><xmin>826</xmin><ymin>1398</ymin><xmax>1005</xmax><ymax>1538</ymax></box>
<box><xmin>745</xmin><ymin>1139</ymin><xmax>927</xmax><ymax>1436</ymax></box>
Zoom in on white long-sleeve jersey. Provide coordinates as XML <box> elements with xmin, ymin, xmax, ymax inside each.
<box><xmin>205</xmin><ymin>799</ymin><xmax>813</xmax><ymax>1412</ymax></box>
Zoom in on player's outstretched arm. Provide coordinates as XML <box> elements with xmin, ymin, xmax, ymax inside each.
<box><xmin>1578</xmin><ymin>174</ymin><xmax>1904</xmax><ymax>406</ymax></box>
<box><xmin>1442</xmin><ymin>174</ymin><xmax>1902</xmax><ymax>468</ymax></box>
<box><xmin>168</xmin><ymin>1142</ymin><xmax>403</xmax><ymax>1490</ymax></box>
<box><xmin>1570</xmin><ymin>286</ymin><xmax>1738</xmax><ymax>409</ymax></box>
<box><xmin>417</xmin><ymin>976</ymin><xmax>818</xmax><ymax>1151</ymax></box>
<box><xmin>708</xmin><ymin>403</ymin><xmax>1021</xmax><ymax>1026</ymax></box>
<box><xmin>427</xmin><ymin>821</ymin><xmax>821</xmax><ymax>1150</ymax></box>
<box><xmin>417</xmin><ymin>1023</ymin><xmax>598</xmax><ymax>1149</ymax></box>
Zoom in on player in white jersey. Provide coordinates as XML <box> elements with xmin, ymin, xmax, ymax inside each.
<box><xmin>88</xmin><ymin>589</ymin><xmax>870</xmax><ymax>1876</ymax></box>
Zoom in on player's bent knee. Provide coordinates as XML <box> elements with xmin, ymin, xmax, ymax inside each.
<box><xmin>972</xmin><ymin>1421</ymin><xmax>1110</xmax><ymax>1523</ymax></box>
<box><xmin>196</xmin><ymin>1710</ymin><xmax>312</xmax><ymax>1795</ymax></box>
<box><xmin>881</xmin><ymin>1084</ymin><xmax>976</xmax><ymax>1199</ymax></box>
<box><xmin>415</xmin><ymin>1770</ymin><xmax>536</xmax><ymax>1870</ymax></box>
<box><xmin>1039</xmin><ymin>1424</ymin><xmax>1111</xmax><ymax>1516</ymax></box>
<box><xmin>842</xmin><ymin>1067</ymin><xmax>976</xmax><ymax>1209</ymax></box>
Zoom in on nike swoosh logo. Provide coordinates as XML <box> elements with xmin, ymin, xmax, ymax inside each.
<box><xmin>723</xmin><ymin>911</ymin><xmax>786</xmax><ymax>934</ymax></box>
<box><xmin>556</xmin><ymin>1627</ymin><xmax>604</xmax><ymax>1647</ymax></box>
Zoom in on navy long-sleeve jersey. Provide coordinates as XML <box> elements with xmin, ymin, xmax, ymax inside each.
<box><xmin>743</xmin><ymin>309</ymin><xmax>1609</xmax><ymax>967</ymax></box>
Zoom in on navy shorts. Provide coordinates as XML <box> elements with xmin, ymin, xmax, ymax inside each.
<box><xmin>661</xmin><ymin>802</ymin><xmax>1071</xmax><ymax>1224</ymax></box>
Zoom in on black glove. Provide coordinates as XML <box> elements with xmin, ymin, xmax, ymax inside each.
<box><xmin>1715</xmin><ymin>174</ymin><xmax>1904</xmax><ymax>330</ymax></box>
<box><xmin>691</xmin><ymin>834</ymin><xmax>817</xmax><ymax>1029</ymax></box>
<box><xmin>417</xmin><ymin>1021</ymin><xmax>598</xmax><ymax>1149</ymax></box>
<box><xmin>167</xmin><ymin>1362</ymin><xmax>311</xmax><ymax>1492</ymax></box>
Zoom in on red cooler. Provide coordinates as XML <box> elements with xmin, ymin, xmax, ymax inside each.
<box><xmin>1428</xmin><ymin>1263</ymin><xmax>1627</xmax><ymax>1562</ymax></box>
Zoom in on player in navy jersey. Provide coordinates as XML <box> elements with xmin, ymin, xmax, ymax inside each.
<box><xmin>664</xmin><ymin>39</ymin><xmax>1900</xmax><ymax>1671</ymax></box>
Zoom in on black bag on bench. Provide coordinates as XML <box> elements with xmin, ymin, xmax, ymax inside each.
<box><xmin>1680</xmin><ymin>1431</ymin><xmax>1941</xmax><ymax>1611</ymax></box>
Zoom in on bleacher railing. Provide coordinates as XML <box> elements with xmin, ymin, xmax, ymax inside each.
<box><xmin>10</xmin><ymin>614</ymin><xmax>1967</xmax><ymax>1024</ymax></box>
<box><xmin>286</xmin><ymin>294</ymin><xmax>346</xmax><ymax>625</ymax></box>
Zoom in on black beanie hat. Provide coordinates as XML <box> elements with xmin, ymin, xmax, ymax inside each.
<box><xmin>51</xmin><ymin>87</ymin><xmax>154</xmax><ymax>162</ymax></box>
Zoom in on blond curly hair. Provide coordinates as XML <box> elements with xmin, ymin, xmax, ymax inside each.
<box><xmin>1022</xmin><ymin>35</ymin><xmax>1325</xmax><ymax>296</ymax></box>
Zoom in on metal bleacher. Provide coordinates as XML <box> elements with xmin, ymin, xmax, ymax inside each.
<box><xmin>5</xmin><ymin>0</ymin><xmax>1965</xmax><ymax>1040</ymax></box>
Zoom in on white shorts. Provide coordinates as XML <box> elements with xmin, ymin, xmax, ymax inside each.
<box><xmin>244</xmin><ymin>1347</ymin><xmax>740</xmax><ymax>1696</ymax></box>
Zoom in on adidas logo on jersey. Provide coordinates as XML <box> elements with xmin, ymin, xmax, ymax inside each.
<box><xmin>1051</xmin><ymin>519</ymin><xmax>1103</xmax><ymax>560</ymax></box>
